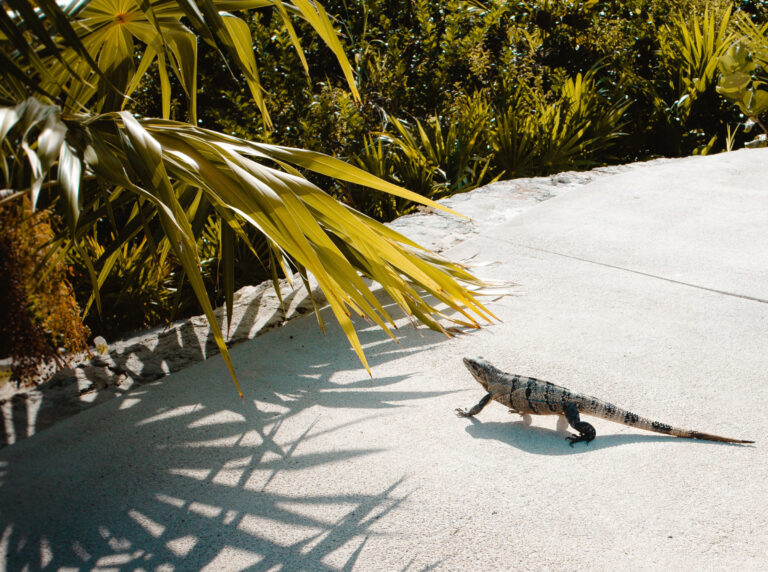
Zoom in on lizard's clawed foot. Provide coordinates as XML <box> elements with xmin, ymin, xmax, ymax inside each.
<box><xmin>455</xmin><ymin>408</ymin><xmax>471</xmax><ymax>417</ymax></box>
<box><xmin>566</xmin><ymin>433</ymin><xmax>595</xmax><ymax>447</ymax></box>
<box><xmin>563</xmin><ymin>405</ymin><xmax>596</xmax><ymax>446</ymax></box>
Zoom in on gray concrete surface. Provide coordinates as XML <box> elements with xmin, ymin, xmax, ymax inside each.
<box><xmin>1</xmin><ymin>148</ymin><xmax>767</xmax><ymax>570</ymax></box>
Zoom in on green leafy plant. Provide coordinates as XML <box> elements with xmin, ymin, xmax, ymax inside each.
<box><xmin>490</xmin><ymin>70</ymin><xmax>630</xmax><ymax>177</ymax></box>
<box><xmin>660</xmin><ymin>6</ymin><xmax>734</xmax><ymax>105</ymax></box>
<box><xmin>0</xmin><ymin>1</ymin><xmax>496</xmax><ymax>395</ymax></box>
<box><xmin>348</xmin><ymin>135</ymin><xmax>414</xmax><ymax>221</ymax></box>
<box><xmin>716</xmin><ymin>15</ymin><xmax>768</xmax><ymax>145</ymax></box>
<box><xmin>651</xmin><ymin>4</ymin><xmax>736</xmax><ymax>154</ymax></box>
<box><xmin>386</xmin><ymin>95</ymin><xmax>493</xmax><ymax>196</ymax></box>
<box><xmin>69</xmin><ymin>232</ymin><xmax>175</xmax><ymax>337</ymax></box>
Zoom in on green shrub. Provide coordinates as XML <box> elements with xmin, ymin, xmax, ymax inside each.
<box><xmin>69</xmin><ymin>233</ymin><xmax>175</xmax><ymax>337</ymax></box>
<box><xmin>384</xmin><ymin>97</ymin><xmax>493</xmax><ymax>198</ymax></box>
<box><xmin>490</xmin><ymin>69</ymin><xmax>630</xmax><ymax>177</ymax></box>
<box><xmin>716</xmin><ymin>14</ymin><xmax>768</xmax><ymax>144</ymax></box>
<box><xmin>343</xmin><ymin>94</ymin><xmax>493</xmax><ymax>219</ymax></box>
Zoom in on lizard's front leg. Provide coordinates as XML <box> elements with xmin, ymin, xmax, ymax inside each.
<box><xmin>563</xmin><ymin>403</ymin><xmax>596</xmax><ymax>446</ymax></box>
<box><xmin>455</xmin><ymin>392</ymin><xmax>492</xmax><ymax>417</ymax></box>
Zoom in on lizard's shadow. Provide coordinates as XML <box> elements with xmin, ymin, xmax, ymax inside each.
<box><xmin>462</xmin><ymin>419</ymin><xmax>752</xmax><ymax>455</ymax></box>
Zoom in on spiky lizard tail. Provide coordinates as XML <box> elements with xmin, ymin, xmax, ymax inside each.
<box><xmin>581</xmin><ymin>397</ymin><xmax>754</xmax><ymax>444</ymax></box>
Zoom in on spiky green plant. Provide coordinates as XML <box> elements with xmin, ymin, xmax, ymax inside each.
<box><xmin>490</xmin><ymin>70</ymin><xmax>630</xmax><ymax>177</ymax></box>
<box><xmin>661</xmin><ymin>5</ymin><xmax>734</xmax><ymax>115</ymax></box>
<box><xmin>382</xmin><ymin>95</ymin><xmax>493</xmax><ymax>199</ymax></box>
<box><xmin>649</xmin><ymin>3</ymin><xmax>735</xmax><ymax>153</ymax></box>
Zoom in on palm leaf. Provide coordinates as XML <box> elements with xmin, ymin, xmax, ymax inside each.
<box><xmin>1</xmin><ymin>99</ymin><xmax>498</xmax><ymax>392</ymax></box>
<box><xmin>0</xmin><ymin>0</ymin><xmax>500</xmax><ymax>394</ymax></box>
<box><xmin>6</xmin><ymin>0</ymin><xmax>359</xmax><ymax>125</ymax></box>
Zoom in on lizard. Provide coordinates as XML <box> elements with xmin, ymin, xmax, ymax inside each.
<box><xmin>455</xmin><ymin>357</ymin><xmax>753</xmax><ymax>446</ymax></box>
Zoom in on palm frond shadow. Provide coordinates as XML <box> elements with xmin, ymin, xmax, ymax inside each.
<box><xmin>0</xmin><ymin>299</ymin><xmax>457</xmax><ymax>570</ymax></box>
<box><xmin>2</xmin><ymin>285</ymin><xmax>477</xmax><ymax>447</ymax></box>
<box><xmin>110</xmin><ymin>281</ymin><xmax>318</xmax><ymax>382</ymax></box>
<box><xmin>1</xmin><ymin>411</ymin><xmax>406</xmax><ymax>569</ymax></box>
<box><xmin>0</xmin><ymin>397</ymin><xmax>409</xmax><ymax>569</ymax></box>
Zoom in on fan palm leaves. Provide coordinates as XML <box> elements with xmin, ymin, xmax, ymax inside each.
<box><xmin>1</xmin><ymin>1</ymin><xmax>497</xmax><ymax>396</ymax></box>
<box><xmin>2</xmin><ymin>0</ymin><xmax>359</xmax><ymax>124</ymax></box>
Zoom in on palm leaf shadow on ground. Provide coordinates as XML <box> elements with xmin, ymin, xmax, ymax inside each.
<box><xmin>2</xmin><ymin>281</ymin><xmax>481</xmax><ymax>448</ymax></box>
<box><xmin>1</xmin><ymin>282</ymin><xmax>319</xmax><ymax>447</ymax></box>
<box><xmin>0</xmin><ymin>300</ymin><xmax>460</xmax><ymax>570</ymax></box>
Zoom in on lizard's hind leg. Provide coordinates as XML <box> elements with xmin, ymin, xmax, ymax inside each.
<box><xmin>563</xmin><ymin>403</ymin><xmax>596</xmax><ymax>446</ymax></box>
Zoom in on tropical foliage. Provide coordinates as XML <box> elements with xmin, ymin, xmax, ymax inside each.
<box><xmin>185</xmin><ymin>0</ymin><xmax>765</xmax><ymax>210</ymax></box>
<box><xmin>0</xmin><ymin>1</ymin><xmax>496</xmax><ymax>390</ymax></box>
<box><xmin>716</xmin><ymin>13</ymin><xmax>768</xmax><ymax>141</ymax></box>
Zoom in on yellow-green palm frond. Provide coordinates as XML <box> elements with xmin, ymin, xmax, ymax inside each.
<box><xmin>3</xmin><ymin>0</ymin><xmax>359</xmax><ymax>126</ymax></box>
<box><xmin>1</xmin><ymin>99</ymin><xmax>498</xmax><ymax>395</ymax></box>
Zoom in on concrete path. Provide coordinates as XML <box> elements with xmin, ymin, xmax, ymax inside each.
<box><xmin>2</xmin><ymin>149</ymin><xmax>767</xmax><ymax>570</ymax></box>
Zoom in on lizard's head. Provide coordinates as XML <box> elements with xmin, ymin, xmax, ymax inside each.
<box><xmin>462</xmin><ymin>356</ymin><xmax>494</xmax><ymax>390</ymax></box>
